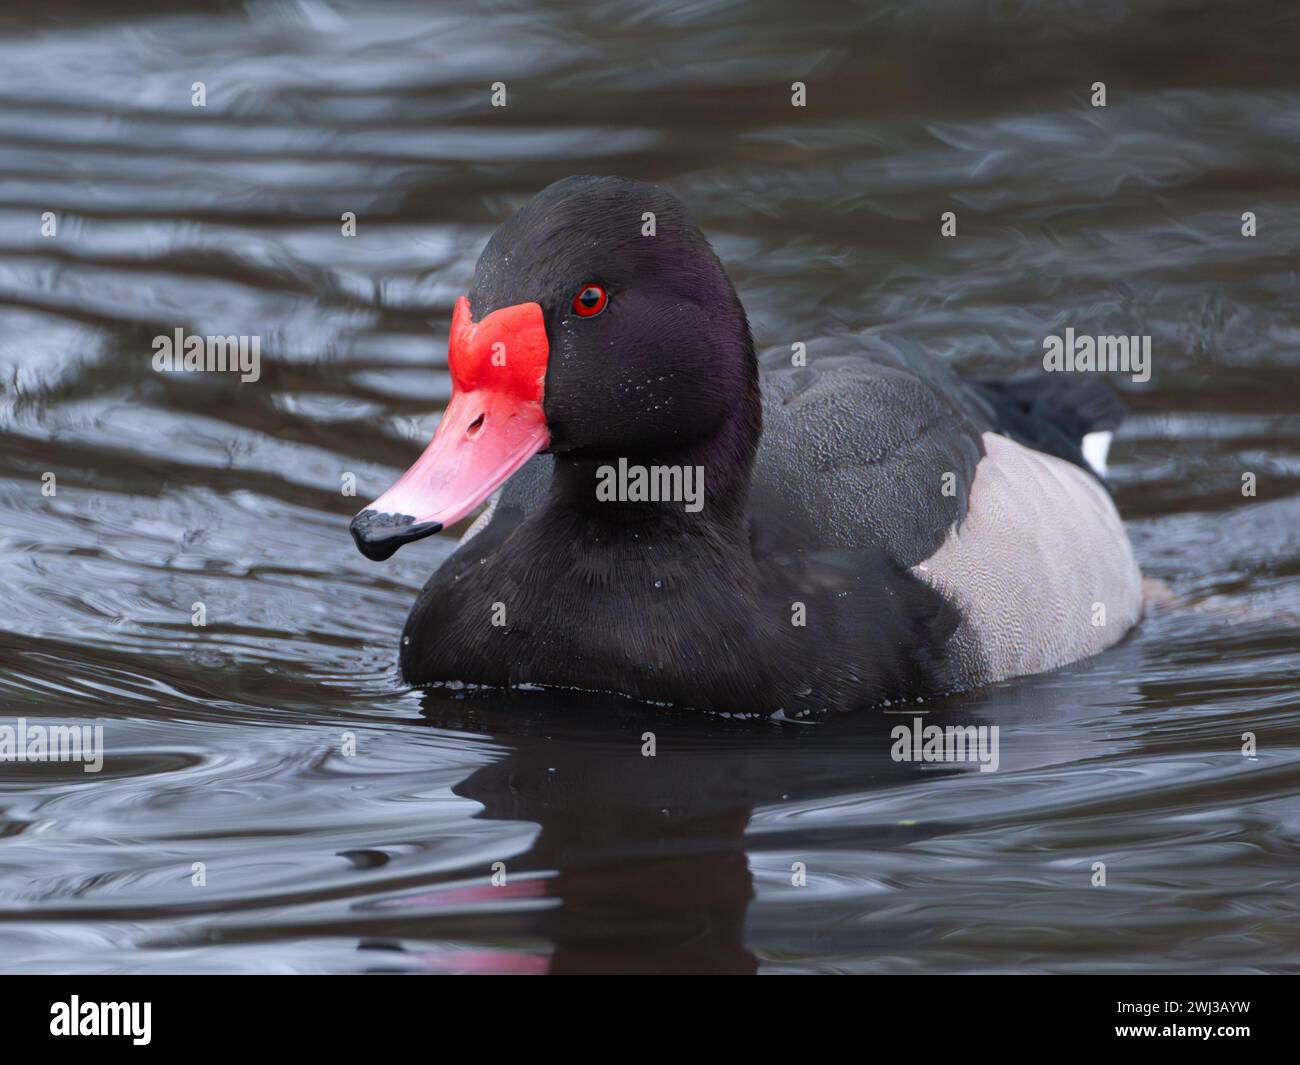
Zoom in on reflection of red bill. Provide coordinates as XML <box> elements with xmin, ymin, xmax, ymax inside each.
<box><xmin>370</xmin><ymin>876</ymin><xmax>549</xmax><ymax>909</ymax></box>
<box><xmin>351</xmin><ymin>297</ymin><xmax>550</xmax><ymax>561</ymax></box>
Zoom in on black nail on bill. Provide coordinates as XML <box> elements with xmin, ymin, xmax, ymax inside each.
<box><xmin>349</xmin><ymin>509</ymin><xmax>442</xmax><ymax>561</ymax></box>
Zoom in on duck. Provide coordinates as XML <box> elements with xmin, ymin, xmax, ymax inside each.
<box><xmin>351</xmin><ymin>176</ymin><xmax>1143</xmax><ymax>717</ymax></box>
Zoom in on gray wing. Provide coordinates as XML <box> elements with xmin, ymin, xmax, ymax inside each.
<box><xmin>754</xmin><ymin>338</ymin><xmax>992</xmax><ymax>567</ymax></box>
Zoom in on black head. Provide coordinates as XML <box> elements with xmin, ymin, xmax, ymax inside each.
<box><xmin>350</xmin><ymin>176</ymin><xmax>759</xmax><ymax>560</ymax></box>
<box><xmin>470</xmin><ymin>175</ymin><xmax>756</xmax><ymax>457</ymax></box>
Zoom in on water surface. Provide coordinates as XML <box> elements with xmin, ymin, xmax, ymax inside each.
<box><xmin>0</xmin><ymin>0</ymin><xmax>1297</xmax><ymax>973</ymax></box>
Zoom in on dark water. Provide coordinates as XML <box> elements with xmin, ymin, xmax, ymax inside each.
<box><xmin>1</xmin><ymin>0</ymin><xmax>1297</xmax><ymax>974</ymax></box>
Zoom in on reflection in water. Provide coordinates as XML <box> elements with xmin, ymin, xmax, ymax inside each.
<box><xmin>0</xmin><ymin>0</ymin><xmax>1297</xmax><ymax>973</ymax></box>
<box><xmin>393</xmin><ymin>653</ymin><xmax>1145</xmax><ymax>974</ymax></box>
<box><xmin>444</xmin><ymin>697</ymin><xmax>766</xmax><ymax>974</ymax></box>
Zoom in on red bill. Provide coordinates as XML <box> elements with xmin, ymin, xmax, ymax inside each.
<box><xmin>351</xmin><ymin>297</ymin><xmax>549</xmax><ymax>561</ymax></box>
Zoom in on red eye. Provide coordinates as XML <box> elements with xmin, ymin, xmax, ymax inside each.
<box><xmin>572</xmin><ymin>283</ymin><xmax>607</xmax><ymax>317</ymax></box>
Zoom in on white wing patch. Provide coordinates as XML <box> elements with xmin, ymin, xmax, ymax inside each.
<box><xmin>1081</xmin><ymin>430</ymin><xmax>1113</xmax><ymax>478</ymax></box>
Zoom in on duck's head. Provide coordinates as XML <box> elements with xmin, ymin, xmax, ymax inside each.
<box><xmin>351</xmin><ymin>175</ymin><xmax>756</xmax><ymax>561</ymax></box>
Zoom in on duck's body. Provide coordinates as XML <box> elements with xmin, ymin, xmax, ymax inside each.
<box><xmin>353</xmin><ymin>176</ymin><xmax>1142</xmax><ymax>716</ymax></box>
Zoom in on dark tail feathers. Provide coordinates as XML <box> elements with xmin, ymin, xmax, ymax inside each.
<box><xmin>971</xmin><ymin>373</ymin><xmax>1125</xmax><ymax>480</ymax></box>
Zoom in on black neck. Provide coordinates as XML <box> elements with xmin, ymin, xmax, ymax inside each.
<box><xmin>545</xmin><ymin>374</ymin><xmax>762</xmax><ymax>542</ymax></box>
